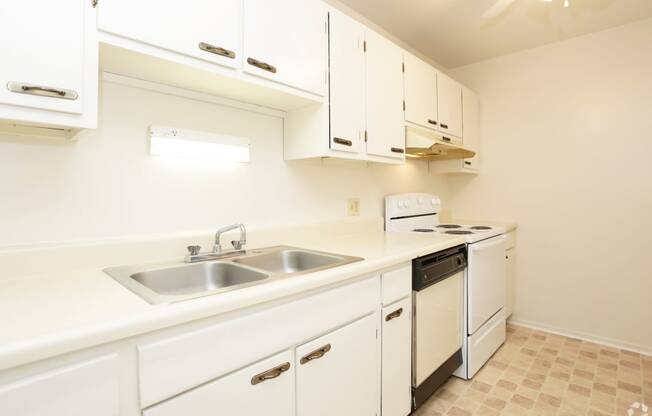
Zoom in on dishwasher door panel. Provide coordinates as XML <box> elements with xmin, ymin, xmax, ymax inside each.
<box><xmin>413</xmin><ymin>271</ymin><xmax>463</xmax><ymax>387</ymax></box>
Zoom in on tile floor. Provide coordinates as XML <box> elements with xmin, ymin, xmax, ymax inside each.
<box><xmin>415</xmin><ymin>325</ymin><xmax>652</xmax><ymax>416</ymax></box>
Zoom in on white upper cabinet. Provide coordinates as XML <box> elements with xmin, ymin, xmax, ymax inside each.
<box><xmin>243</xmin><ymin>0</ymin><xmax>328</xmax><ymax>96</ymax></box>
<box><xmin>98</xmin><ymin>0</ymin><xmax>242</xmax><ymax>70</ymax></box>
<box><xmin>365</xmin><ymin>30</ymin><xmax>405</xmax><ymax>160</ymax></box>
<box><xmin>404</xmin><ymin>53</ymin><xmax>438</xmax><ymax>130</ymax></box>
<box><xmin>296</xmin><ymin>313</ymin><xmax>379</xmax><ymax>416</ymax></box>
<box><xmin>462</xmin><ymin>87</ymin><xmax>480</xmax><ymax>170</ymax></box>
<box><xmin>329</xmin><ymin>9</ymin><xmax>365</xmax><ymax>154</ymax></box>
<box><xmin>437</xmin><ymin>73</ymin><xmax>463</xmax><ymax>140</ymax></box>
<box><xmin>0</xmin><ymin>0</ymin><xmax>97</xmax><ymax>130</ymax></box>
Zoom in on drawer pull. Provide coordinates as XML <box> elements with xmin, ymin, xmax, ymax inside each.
<box><xmin>250</xmin><ymin>362</ymin><xmax>290</xmax><ymax>385</ymax></box>
<box><xmin>427</xmin><ymin>119</ymin><xmax>438</xmax><ymax>126</ymax></box>
<box><xmin>440</xmin><ymin>123</ymin><xmax>449</xmax><ymax>129</ymax></box>
<box><xmin>7</xmin><ymin>82</ymin><xmax>78</xmax><ymax>100</ymax></box>
<box><xmin>300</xmin><ymin>344</ymin><xmax>331</xmax><ymax>365</ymax></box>
<box><xmin>199</xmin><ymin>42</ymin><xmax>236</xmax><ymax>59</ymax></box>
<box><xmin>391</xmin><ymin>147</ymin><xmax>405</xmax><ymax>154</ymax></box>
<box><xmin>385</xmin><ymin>307</ymin><xmax>403</xmax><ymax>322</ymax></box>
<box><xmin>442</xmin><ymin>136</ymin><xmax>451</xmax><ymax>142</ymax></box>
<box><xmin>333</xmin><ymin>137</ymin><xmax>352</xmax><ymax>147</ymax></box>
<box><xmin>247</xmin><ymin>57</ymin><xmax>277</xmax><ymax>74</ymax></box>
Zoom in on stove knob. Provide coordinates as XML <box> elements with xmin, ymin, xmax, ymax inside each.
<box><xmin>404</xmin><ymin>200</ymin><xmax>410</xmax><ymax>208</ymax></box>
<box><xmin>430</xmin><ymin>198</ymin><xmax>438</xmax><ymax>205</ymax></box>
<box><xmin>417</xmin><ymin>197</ymin><xmax>424</xmax><ymax>205</ymax></box>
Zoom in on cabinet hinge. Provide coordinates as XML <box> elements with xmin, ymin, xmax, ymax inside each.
<box><xmin>363</xmin><ymin>41</ymin><xmax>367</xmax><ymax>53</ymax></box>
<box><xmin>364</xmin><ymin>130</ymin><xmax>368</xmax><ymax>142</ymax></box>
<box><xmin>91</xmin><ymin>0</ymin><xmax>98</xmax><ymax>7</ymax></box>
<box><xmin>376</xmin><ymin>329</ymin><xmax>378</xmax><ymax>339</ymax></box>
<box><xmin>402</xmin><ymin>62</ymin><xmax>405</xmax><ymax>73</ymax></box>
<box><xmin>403</xmin><ymin>101</ymin><xmax>406</xmax><ymax>111</ymax></box>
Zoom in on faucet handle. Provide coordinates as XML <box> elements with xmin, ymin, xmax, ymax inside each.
<box><xmin>187</xmin><ymin>245</ymin><xmax>201</xmax><ymax>256</ymax></box>
<box><xmin>231</xmin><ymin>240</ymin><xmax>244</xmax><ymax>250</ymax></box>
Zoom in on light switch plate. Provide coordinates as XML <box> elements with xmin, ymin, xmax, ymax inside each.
<box><xmin>347</xmin><ymin>198</ymin><xmax>360</xmax><ymax>216</ymax></box>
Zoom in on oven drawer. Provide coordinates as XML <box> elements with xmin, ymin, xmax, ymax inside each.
<box><xmin>467</xmin><ymin>311</ymin><xmax>506</xmax><ymax>378</ymax></box>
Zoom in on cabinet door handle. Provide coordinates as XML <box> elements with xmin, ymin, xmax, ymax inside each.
<box><xmin>442</xmin><ymin>136</ymin><xmax>451</xmax><ymax>142</ymax></box>
<box><xmin>250</xmin><ymin>362</ymin><xmax>290</xmax><ymax>385</ymax></box>
<box><xmin>464</xmin><ymin>161</ymin><xmax>472</xmax><ymax>166</ymax></box>
<box><xmin>385</xmin><ymin>307</ymin><xmax>403</xmax><ymax>321</ymax></box>
<box><xmin>391</xmin><ymin>147</ymin><xmax>405</xmax><ymax>154</ymax></box>
<box><xmin>440</xmin><ymin>123</ymin><xmax>449</xmax><ymax>129</ymax></box>
<box><xmin>427</xmin><ymin>119</ymin><xmax>438</xmax><ymax>126</ymax></box>
<box><xmin>7</xmin><ymin>82</ymin><xmax>78</xmax><ymax>100</ymax></box>
<box><xmin>199</xmin><ymin>42</ymin><xmax>236</xmax><ymax>59</ymax></box>
<box><xmin>300</xmin><ymin>344</ymin><xmax>331</xmax><ymax>365</ymax></box>
<box><xmin>333</xmin><ymin>137</ymin><xmax>352</xmax><ymax>147</ymax></box>
<box><xmin>247</xmin><ymin>57</ymin><xmax>277</xmax><ymax>74</ymax></box>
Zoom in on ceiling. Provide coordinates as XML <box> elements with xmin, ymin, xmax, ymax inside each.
<box><xmin>335</xmin><ymin>0</ymin><xmax>652</xmax><ymax>68</ymax></box>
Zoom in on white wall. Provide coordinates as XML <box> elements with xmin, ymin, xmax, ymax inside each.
<box><xmin>0</xmin><ymin>80</ymin><xmax>448</xmax><ymax>247</ymax></box>
<box><xmin>450</xmin><ymin>18</ymin><xmax>652</xmax><ymax>352</ymax></box>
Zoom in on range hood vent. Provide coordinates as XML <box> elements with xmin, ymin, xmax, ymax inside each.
<box><xmin>405</xmin><ymin>125</ymin><xmax>475</xmax><ymax>161</ymax></box>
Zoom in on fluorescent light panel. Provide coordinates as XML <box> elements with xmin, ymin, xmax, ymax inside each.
<box><xmin>148</xmin><ymin>125</ymin><xmax>250</xmax><ymax>163</ymax></box>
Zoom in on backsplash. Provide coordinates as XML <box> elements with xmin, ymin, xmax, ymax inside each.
<box><xmin>0</xmin><ymin>79</ymin><xmax>448</xmax><ymax>247</ymax></box>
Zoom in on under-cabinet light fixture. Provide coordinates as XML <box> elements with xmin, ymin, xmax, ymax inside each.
<box><xmin>148</xmin><ymin>125</ymin><xmax>250</xmax><ymax>163</ymax></box>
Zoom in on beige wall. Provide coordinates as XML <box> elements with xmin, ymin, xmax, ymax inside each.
<box><xmin>450</xmin><ymin>18</ymin><xmax>652</xmax><ymax>352</ymax></box>
<box><xmin>0</xmin><ymin>80</ymin><xmax>448</xmax><ymax>247</ymax></box>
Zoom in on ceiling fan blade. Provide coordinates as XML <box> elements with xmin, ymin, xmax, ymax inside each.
<box><xmin>481</xmin><ymin>0</ymin><xmax>518</xmax><ymax>19</ymax></box>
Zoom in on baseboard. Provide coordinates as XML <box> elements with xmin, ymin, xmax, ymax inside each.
<box><xmin>507</xmin><ymin>318</ymin><xmax>652</xmax><ymax>357</ymax></box>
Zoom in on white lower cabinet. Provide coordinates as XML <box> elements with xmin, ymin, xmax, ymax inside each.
<box><xmin>381</xmin><ymin>297</ymin><xmax>412</xmax><ymax>416</ymax></box>
<box><xmin>144</xmin><ymin>350</ymin><xmax>294</xmax><ymax>416</ymax></box>
<box><xmin>0</xmin><ymin>354</ymin><xmax>119</xmax><ymax>416</ymax></box>
<box><xmin>296</xmin><ymin>313</ymin><xmax>380</xmax><ymax>416</ymax></box>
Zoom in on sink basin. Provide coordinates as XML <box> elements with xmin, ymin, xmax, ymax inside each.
<box><xmin>104</xmin><ymin>246</ymin><xmax>363</xmax><ymax>304</ymax></box>
<box><xmin>131</xmin><ymin>262</ymin><xmax>268</xmax><ymax>296</ymax></box>
<box><xmin>233</xmin><ymin>249</ymin><xmax>344</xmax><ymax>274</ymax></box>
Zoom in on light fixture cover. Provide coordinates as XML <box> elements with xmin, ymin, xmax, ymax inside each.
<box><xmin>148</xmin><ymin>125</ymin><xmax>250</xmax><ymax>163</ymax></box>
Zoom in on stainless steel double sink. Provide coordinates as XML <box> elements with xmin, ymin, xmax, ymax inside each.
<box><xmin>104</xmin><ymin>246</ymin><xmax>363</xmax><ymax>304</ymax></box>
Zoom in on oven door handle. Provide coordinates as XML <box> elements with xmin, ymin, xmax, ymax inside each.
<box><xmin>468</xmin><ymin>235</ymin><xmax>506</xmax><ymax>253</ymax></box>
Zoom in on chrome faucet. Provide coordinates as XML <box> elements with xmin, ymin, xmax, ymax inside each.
<box><xmin>214</xmin><ymin>223</ymin><xmax>247</xmax><ymax>253</ymax></box>
<box><xmin>184</xmin><ymin>223</ymin><xmax>247</xmax><ymax>263</ymax></box>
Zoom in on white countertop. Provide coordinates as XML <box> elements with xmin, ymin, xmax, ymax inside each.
<box><xmin>0</xmin><ymin>221</ymin><xmax>466</xmax><ymax>371</ymax></box>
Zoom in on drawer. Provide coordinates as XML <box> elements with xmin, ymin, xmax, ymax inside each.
<box><xmin>0</xmin><ymin>354</ymin><xmax>119</xmax><ymax>416</ymax></box>
<box><xmin>139</xmin><ymin>275</ymin><xmax>379</xmax><ymax>407</ymax></box>
<box><xmin>381</xmin><ymin>263</ymin><xmax>412</xmax><ymax>305</ymax></box>
<box><xmin>144</xmin><ymin>350</ymin><xmax>294</xmax><ymax>416</ymax></box>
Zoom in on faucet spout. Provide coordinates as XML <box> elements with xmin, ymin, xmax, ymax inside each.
<box><xmin>214</xmin><ymin>223</ymin><xmax>247</xmax><ymax>253</ymax></box>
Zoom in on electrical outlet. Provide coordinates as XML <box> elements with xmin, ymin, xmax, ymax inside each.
<box><xmin>347</xmin><ymin>198</ymin><xmax>360</xmax><ymax>216</ymax></box>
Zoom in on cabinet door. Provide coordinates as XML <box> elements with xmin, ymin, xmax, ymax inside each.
<box><xmin>404</xmin><ymin>53</ymin><xmax>437</xmax><ymax>130</ymax></box>
<box><xmin>505</xmin><ymin>247</ymin><xmax>516</xmax><ymax>318</ymax></box>
<box><xmin>144</xmin><ymin>350</ymin><xmax>293</xmax><ymax>416</ymax></box>
<box><xmin>244</xmin><ymin>0</ymin><xmax>327</xmax><ymax>96</ymax></box>
<box><xmin>329</xmin><ymin>9</ymin><xmax>365</xmax><ymax>154</ymax></box>
<box><xmin>382</xmin><ymin>298</ymin><xmax>412</xmax><ymax>416</ymax></box>
<box><xmin>296</xmin><ymin>313</ymin><xmax>379</xmax><ymax>416</ymax></box>
<box><xmin>0</xmin><ymin>355</ymin><xmax>119</xmax><ymax>416</ymax></box>
<box><xmin>437</xmin><ymin>73</ymin><xmax>463</xmax><ymax>140</ymax></box>
<box><xmin>365</xmin><ymin>30</ymin><xmax>405</xmax><ymax>160</ymax></box>
<box><xmin>462</xmin><ymin>87</ymin><xmax>480</xmax><ymax>171</ymax></box>
<box><xmin>0</xmin><ymin>0</ymin><xmax>86</xmax><ymax>114</ymax></box>
<box><xmin>98</xmin><ymin>0</ymin><xmax>242</xmax><ymax>70</ymax></box>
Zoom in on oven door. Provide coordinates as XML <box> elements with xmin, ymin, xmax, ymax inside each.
<box><xmin>467</xmin><ymin>235</ymin><xmax>507</xmax><ymax>335</ymax></box>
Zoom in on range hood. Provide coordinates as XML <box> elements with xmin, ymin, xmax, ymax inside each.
<box><xmin>405</xmin><ymin>125</ymin><xmax>475</xmax><ymax>161</ymax></box>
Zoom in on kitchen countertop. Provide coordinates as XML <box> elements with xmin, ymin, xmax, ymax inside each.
<box><xmin>0</xmin><ymin>222</ymin><xmax>466</xmax><ymax>372</ymax></box>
